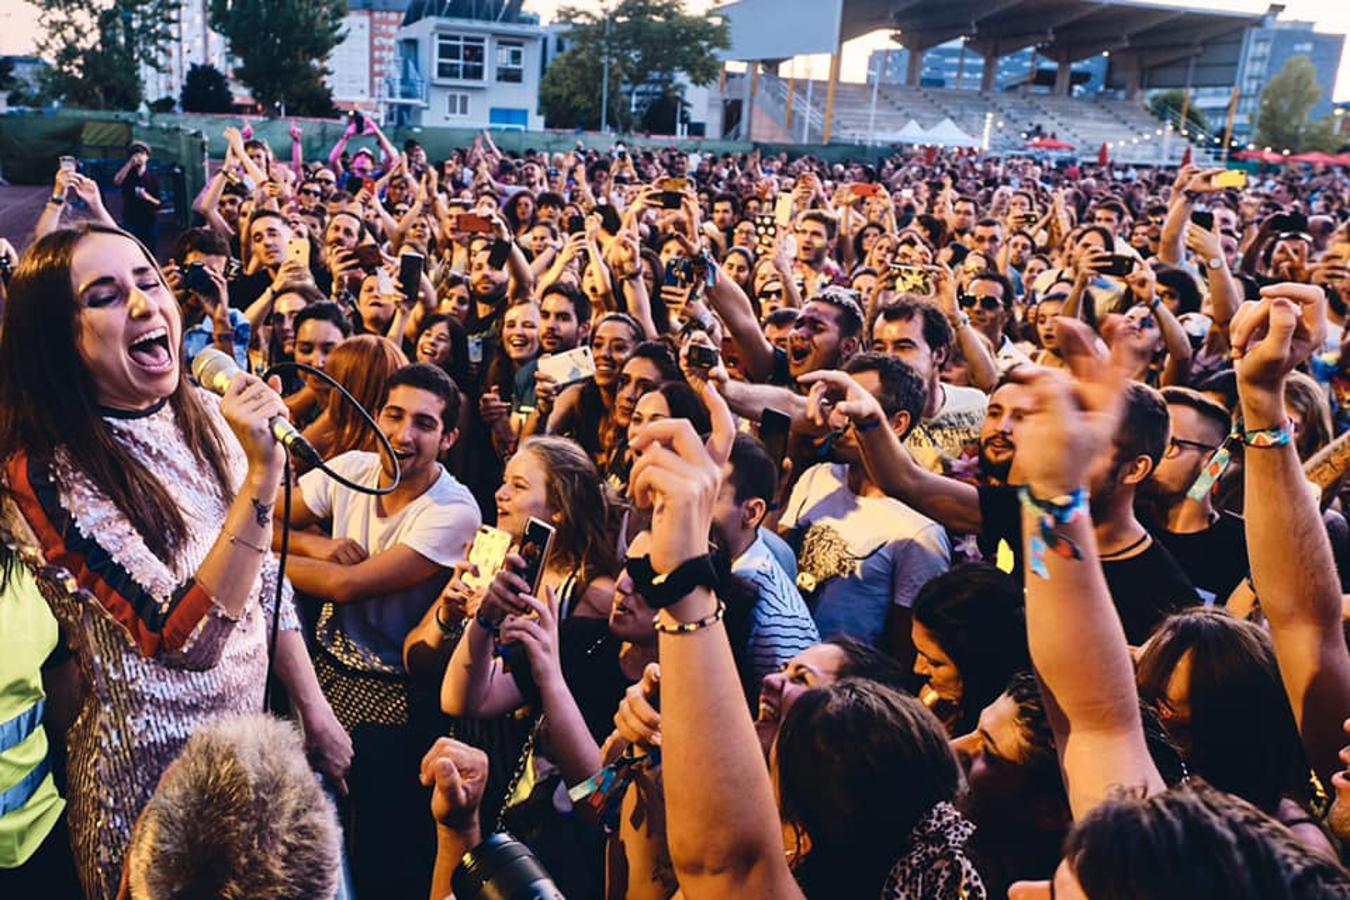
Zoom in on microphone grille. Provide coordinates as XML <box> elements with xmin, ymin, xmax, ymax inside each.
<box><xmin>191</xmin><ymin>348</ymin><xmax>239</xmax><ymax>393</ymax></box>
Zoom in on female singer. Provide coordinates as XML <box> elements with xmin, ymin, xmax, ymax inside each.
<box><xmin>0</xmin><ymin>225</ymin><xmax>348</xmax><ymax>899</ymax></box>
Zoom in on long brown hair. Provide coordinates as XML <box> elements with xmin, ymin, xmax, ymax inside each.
<box><xmin>517</xmin><ymin>436</ymin><xmax>617</xmax><ymax>587</ymax></box>
<box><xmin>322</xmin><ymin>334</ymin><xmax>407</xmax><ymax>457</ymax></box>
<box><xmin>0</xmin><ymin>225</ymin><xmax>232</xmax><ymax>561</ymax></box>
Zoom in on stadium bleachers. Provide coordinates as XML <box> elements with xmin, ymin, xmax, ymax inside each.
<box><xmin>752</xmin><ymin>72</ymin><xmax>1213</xmax><ymax>165</ymax></box>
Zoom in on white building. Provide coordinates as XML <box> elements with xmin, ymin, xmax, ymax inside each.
<box><xmin>327</xmin><ymin>0</ymin><xmax>407</xmax><ymax>115</ymax></box>
<box><xmin>393</xmin><ymin>1</ymin><xmax>545</xmax><ymax>130</ymax></box>
<box><xmin>138</xmin><ymin>0</ymin><xmax>229</xmax><ymax>105</ymax></box>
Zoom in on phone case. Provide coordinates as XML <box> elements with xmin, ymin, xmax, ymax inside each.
<box><xmin>537</xmin><ymin>346</ymin><xmax>597</xmax><ymax>387</ymax></box>
<box><xmin>517</xmin><ymin>517</ymin><xmax>557</xmax><ymax>597</ymax></box>
<box><xmin>463</xmin><ymin>526</ymin><xmax>513</xmax><ymax>592</ymax></box>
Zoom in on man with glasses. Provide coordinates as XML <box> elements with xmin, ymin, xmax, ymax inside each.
<box><xmin>1141</xmin><ymin>387</ymin><xmax>1249</xmax><ymax>604</ymax></box>
<box><xmin>962</xmin><ymin>272</ymin><xmax>1031</xmax><ymax>373</ymax></box>
<box><xmin>297</xmin><ymin>180</ymin><xmax>325</xmax><ymax>213</ymax></box>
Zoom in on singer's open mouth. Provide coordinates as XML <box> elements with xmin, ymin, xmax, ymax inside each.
<box><xmin>128</xmin><ymin>326</ymin><xmax>174</xmax><ymax>373</ymax></box>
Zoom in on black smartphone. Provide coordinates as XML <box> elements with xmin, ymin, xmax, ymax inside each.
<box><xmin>399</xmin><ymin>252</ymin><xmax>424</xmax><ymax>305</ymax></box>
<box><xmin>352</xmin><ymin>243</ymin><xmax>383</xmax><ymax>270</ymax></box>
<box><xmin>1190</xmin><ymin>210</ymin><xmax>1214</xmax><ymax>231</ymax></box>
<box><xmin>487</xmin><ymin>239</ymin><xmax>510</xmax><ymax>269</ymax></box>
<box><xmin>687</xmin><ymin>343</ymin><xmax>719</xmax><ymax>369</ymax></box>
<box><xmin>760</xmin><ymin>407</ymin><xmax>791</xmax><ymax>469</ymax></box>
<box><xmin>664</xmin><ymin>258</ymin><xmax>690</xmax><ymax>288</ymax></box>
<box><xmin>567</xmin><ymin>214</ymin><xmax>586</xmax><ymax>235</ymax></box>
<box><xmin>517</xmin><ymin>517</ymin><xmax>557</xmax><ymax>598</ymax></box>
<box><xmin>183</xmin><ymin>262</ymin><xmax>214</xmax><ymax>295</ymax></box>
<box><xmin>1096</xmin><ymin>254</ymin><xmax>1136</xmax><ymax>278</ymax></box>
<box><xmin>659</xmin><ymin>191</ymin><xmax>683</xmax><ymax>210</ymax></box>
<box><xmin>597</xmin><ymin>205</ymin><xmax>622</xmax><ymax>236</ymax></box>
<box><xmin>348</xmin><ymin>108</ymin><xmax>365</xmax><ymax>135</ymax></box>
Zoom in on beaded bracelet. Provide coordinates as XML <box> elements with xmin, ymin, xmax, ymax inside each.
<box><xmin>1018</xmin><ymin>486</ymin><xmax>1088</xmax><ymax>580</ymax></box>
<box><xmin>654</xmin><ymin>600</ymin><xmax>726</xmax><ymax>635</ymax></box>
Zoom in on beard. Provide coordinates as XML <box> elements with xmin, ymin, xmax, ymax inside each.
<box><xmin>979</xmin><ymin>445</ymin><xmax>1013</xmax><ymax>483</ymax></box>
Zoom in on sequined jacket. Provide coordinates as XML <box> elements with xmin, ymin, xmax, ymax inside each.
<box><xmin>1</xmin><ymin>390</ymin><xmax>298</xmax><ymax>900</ymax></box>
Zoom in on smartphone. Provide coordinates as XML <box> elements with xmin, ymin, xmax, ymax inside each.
<box><xmin>850</xmin><ymin>183</ymin><xmax>882</xmax><ymax>198</ymax></box>
<box><xmin>1213</xmin><ymin>170</ymin><xmax>1247</xmax><ymax>189</ymax></box>
<box><xmin>455</xmin><ymin>213</ymin><xmax>494</xmax><ymax>234</ymax></box>
<box><xmin>351</xmin><ymin>243</ymin><xmax>383</xmax><ymax>270</ymax></box>
<box><xmin>348</xmin><ymin>109</ymin><xmax>365</xmax><ymax>135</ymax></box>
<box><xmin>487</xmin><ymin>239</ymin><xmax>510</xmax><ymax>269</ymax></box>
<box><xmin>687</xmin><ymin>343</ymin><xmax>720</xmax><ymax>369</ymax></box>
<box><xmin>889</xmin><ymin>263</ymin><xmax>934</xmax><ymax>296</ymax></box>
<box><xmin>754</xmin><ymin>213</ymin><xmax>778</xmax><ymax>252</ymax></box>
<box><xmin>285</xmin><ymin>236</ymin><xmax>310</xmax><ymax>269</ymax></box>
<box><xmin>658</xmin><ymin>176</ymin><xmax>688</xmax><ymax>193</ymax></box>
<box><xmin>537</xmin><ymin>345</ymin><xmax>597</xmax><ymax>388</ymax></box>
<box><xmin>463</xmin><ymin>525</ymin><xmax>513</xmax><ymax>592</ymax></box>
<box><xmin>58</xmin><ymin>155</ymin><xmax>76</xmax><ymax>173</ymax></box>
<box><xmin>659</xmin><ymin>191</ymin><xmax>684</xmax><ymax>210</ymax></box>
<box><xmin>1096</xmin><ymin>254</ymin><xmax>1136</xmax><ymax>278</ymax></box>
<box><xmin>1190</xmin><ymin>210</ymin><xmax>1215</xmax><ymax>231</ymax></box>
<box><xmin>361</xmin><ymin>177</ymin><xmax>376</xmax><ymax>196</ymax></box>
<box><xmin>183</xmin><ymin>262</ymin><xmax>214</xmax><ymax>296</ymax></box>
<box><xmin>774</xmin><ymin>192</ymin><xmax>795</xmax><ymax>227</ymax></box>
<box><xmin>467</xmin><ymin>335</ymin><xmax>484</xmax><ymax>364</ymax></box>
<box><xmin>900</xmin><ymin>188</ymin><xmax>914</xmax><ymax>200</ymax></box>
<box><xmin>516</xmin><ymin>517</ymin><xmax>557</xmax><ymax>598</ymax></box>
<box><xmin>377</xmin><ymin>267</ymin><xmax>395</xmax><ymax>296</ymax></box>
<box><xmin>566</xmin><ymin>214</ymin><xmax>586</xmax><ymax>236</ymax></box>
<box><xmin>399</xmin><ymin>252</ymin><xmax>424</xmax><ymax>305</ymax></box>
<box><xmin>597</xmin><ymin>205</ymin><xmax>622</xmax><ymax>236</ymax></box>
<box><xmin>760</xmin><ymin>407</ymin><xmax>791</xmax><ymax>469</ymax></box>
<box><xmin>664</xmin><ymin>257</ymin><xmax>691</xmax><ymax>288</ymax></box>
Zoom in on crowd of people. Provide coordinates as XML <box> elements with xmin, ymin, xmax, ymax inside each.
<box><xmin>2</xmin><ymin>109</ymin><xmax>1350</xmax><ymax>899</ymax></box>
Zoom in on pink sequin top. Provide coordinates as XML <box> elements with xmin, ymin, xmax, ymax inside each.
<box><xmin>2</xmin><ymin>389</ymin><xmax>297</xmax><ymax>900</ymax></box>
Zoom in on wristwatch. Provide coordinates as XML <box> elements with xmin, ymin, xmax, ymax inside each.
<box><xmin>1205</xmin><ymin>257</ymin><xmax>1225</xmax><ymax>272</ymax></box>
<box><xmin>950</xmin><ymin>311</ymin><xmax>971</xmax><ymax>329</ymax></box>
<box><xmin>626</xmin><ymin>554</ymin><xmax>720</xmax><ymax>609</ymax></box>
<box><xmin>48</xmin><ymin>194</ymin><xmax>64</xmax><ymax>206</ymax></box>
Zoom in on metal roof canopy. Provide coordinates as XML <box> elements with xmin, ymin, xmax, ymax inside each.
<box><xmin>717</xmin><ymin>0</ymin><xmax>1277</xmax><ymax>90</ymax></box>
<box><xmin>886</xmin><ymin>0</ymin><xmax>1276</xmax><ymax>89</ymax></box>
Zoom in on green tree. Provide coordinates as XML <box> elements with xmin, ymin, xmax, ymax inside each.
<box><xmin>209</xmin><ymin>0</ymin><xmax>347</xmax><ymax>117</ymax></box>
<box><xmin>1147</xmin><ymin>89</ymin><xmax>1209</xmax><ymax>136</ymax></box>
<box><xmin>34</xmin><ymin>0</ymin><xmax>179</xmax><ymax>110</ymax></box>
<box><xmin>1254</xmin><ymin>55</ymin><xmax>1335</xmax><ymax>153</ymax></box>
<box><xmin>540</xmin><ymin>0</ymin><xmax>728</xmax><ymax>132</ymax></box>
<box><xmin>181</xmin><ymin>63</ymin><xmax>234</xmax><ymax>113</ymax></box>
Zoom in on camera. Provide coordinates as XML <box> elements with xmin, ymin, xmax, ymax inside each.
<box><xmin>452</xmin><ymin>833</ymin><xmax>563</xmax><ymax>900</ymax></box>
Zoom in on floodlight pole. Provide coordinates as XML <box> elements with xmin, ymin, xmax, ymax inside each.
<box><xmin>600</xmin><ymin>10</ymin><xmax>611</xmax><ymax>134</ymax></box>
<box><xmin>867</xmin><ymin>51</ymin><xmax>885</xmax><ymax>146</ymax></box>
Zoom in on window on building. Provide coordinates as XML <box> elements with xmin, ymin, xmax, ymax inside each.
<box><xmin>447</xmin><ymin>91</ymin><xmax>470</xmax><ymax>117</ymax></box>
<box><xmin>436</xmin><ymin>34</ymin><xmax>486</xmax><ymax>81</ymax></box>
<box><xmin>497</xmin><ymin>39</ymin><xmax>524</xmax><ymax>83</ymax></box>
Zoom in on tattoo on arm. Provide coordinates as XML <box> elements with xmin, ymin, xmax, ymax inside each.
<box><xmin>251</xmin><ymin>497</ymin><xmax>273</xmax><ymax>529</ymax></box>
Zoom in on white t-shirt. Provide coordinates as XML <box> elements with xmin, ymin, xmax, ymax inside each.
<box><xmin>299</xmin><ymin>450</ymin><xmax>481</xmax><ymax>672</ymax></box>
<box><xmin>779</xmin><ymin>463</ymin><xmax>950</xmax><ymax>648</ymax></box>
<box><xmin>905</xmin><ymin>383</ymin><xmax>987</xmax><ymax>475</ymax></box>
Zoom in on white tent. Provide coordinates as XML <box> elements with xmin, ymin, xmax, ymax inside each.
<box><xmin>877</xmin><ymin>119</ymin><xmax>927</xmax><ymax>144</ymax></box>
<box><xmin>922</xmin><ymin>118</ymin><xmax>980</xmax><ymax>148</ymax></box>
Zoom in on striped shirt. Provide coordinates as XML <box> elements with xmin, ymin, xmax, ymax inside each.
<box><xmin>734</xmin><ymin>533</ymin><xmax>820</xmax><ymax>685</ymax></box>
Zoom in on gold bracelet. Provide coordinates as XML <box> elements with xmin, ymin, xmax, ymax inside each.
<box><xmin>654</xmin><ymin>600</ymin><xmax>726</xmax><ymax>635</ymax></box>
<box><xmin>228</xmin><ymin>532</ymin><xmax>269</xmax><ymax>554</ymax></box>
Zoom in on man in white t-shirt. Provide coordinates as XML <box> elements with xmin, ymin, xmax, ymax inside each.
<box><xmin>870</xmin><ymin>297</ymin><xmax>987</xmax><ymax>475</ymax></box>
<box><xmin>284</xmin><ymin>362</ymin><xmax>480</xmax><ymax>900</ymax></box>
<box><xmin>780</xmin><ymin>353</ymin><xmax>949</xmax><ymax>660</ymax></box>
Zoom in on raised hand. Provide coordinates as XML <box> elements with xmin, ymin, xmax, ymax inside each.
<box><xmin>497</xmin><ymin>587</ymin><xmax>564</xmax><ymax>690</ymax></box>
<box><xmin>613</xmin><ymin>662</ymin><xmax>662</xmax><ymax>750</ymax></box>
<box><xmin>1231</xmin><ymin>283</ymin><xmax>1327</xmax><ymax>403</ymax></box>
<box><xmin>628</xmin><ymin>381</ymin><xmax>734</xmax><ymax>573</ymax></box>
<box><xmin>420</xmin><ymin>737</ymin><xmax>489</xmax><ymax>832</ymax></box>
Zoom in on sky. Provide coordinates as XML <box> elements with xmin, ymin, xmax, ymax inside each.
<box><xmin>1</xmin><ymin>0</ymin><xmax>1345</xmax><ymax>100</ymax></box>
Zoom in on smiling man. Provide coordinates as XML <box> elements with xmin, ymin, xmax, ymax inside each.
<box><xmin>283</xmin><ymin>362</ymin><xmax>479</xmax><ymax>900</ymax></box>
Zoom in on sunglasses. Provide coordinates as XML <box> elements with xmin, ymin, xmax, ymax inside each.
<box><xmin>958</xmin><ymin>294</ymin><xmax>1002</xmax><ymax>312</ymax></box>
<box><xmin>1130</xmin><ymin>313</ymin><xmax>1156</xmax><ymax>330</ymax></box>
<box><xmin>299</xmin><ymin>187</ymin><xmax>322</xmax><ymax>197</ymax></box>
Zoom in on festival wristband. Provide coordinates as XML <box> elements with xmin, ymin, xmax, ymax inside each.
<box><xmin>1186</xmin><ymin>419</ymin><xmax>1292</xmax><ymax>502</ymax></box>
<box><xmin>1018</xmin><ymin>486</ymin><xmax>1088</xmax><ymax>580</ymax></box>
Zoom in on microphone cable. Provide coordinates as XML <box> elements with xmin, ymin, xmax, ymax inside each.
<box><xmin>255</xmin><ymin>360</ymin><xmax>401</xmax><ymax>714</ymax></box>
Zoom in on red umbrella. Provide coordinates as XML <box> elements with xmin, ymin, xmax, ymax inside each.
<box><xmin>1097</xmin><ymin>141</ymin><xmax>1110</xmax><ymax>166</ymax></box>
<box><xmin>1026</xmin><ymin>137</ymin><xmax>1075</xmax><ymax>151</ymax></box>
<box><xmin>1288</xmin><ymin>151</ymin><xmax>1339</xmax><ymax>166</ymax></box>
<box><xmin>1180</xmin><ymin>144</ymin><xmax>1192</xmax><ymax>167</ymax></box>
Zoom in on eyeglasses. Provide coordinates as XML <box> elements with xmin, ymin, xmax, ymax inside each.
<box><xmin>958</xmin><ymin>294</ymin><xmax>1002</xmax><ymax>312</ymax></box>
<box><xmin>299</xmin><ymin>187</ymin><xmax>322</xmax><ymax>197</ymax></box>
<box><xmin>1164</xmin><ymin>437</ymin><xmax>1220</xmax><ymax>458</ymax></box>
